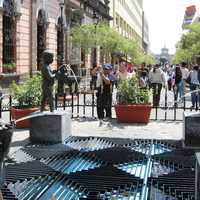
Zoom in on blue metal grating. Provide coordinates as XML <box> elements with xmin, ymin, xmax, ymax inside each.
<box><xmin>42</xmin><ymin>152</ymin><xmax>103</xmax><ymax>174</ymax></box>
<box><xmin>1</xmin><ymin>138</ymin><xmax>196</xmax><ymax>200</ymax></box>
<box><xmin>65</xmin><ymin>136</ymin><xmax>116</xmax><ymax>151</ymax></box>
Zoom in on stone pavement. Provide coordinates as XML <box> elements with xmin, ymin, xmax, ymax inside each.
<box><xmin>9</xmin><ymin>118</ymin><xmax>183</xmax><ymax>155</ymax></box>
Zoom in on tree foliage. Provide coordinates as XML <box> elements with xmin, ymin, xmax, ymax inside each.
<box><xmin>173</xmin><ymin>22</ymin><xmax>200</xmax><ymax>64</ymax></box>
<box><xmin>71</xmin><ymin>22</ymin><xmax>152</xmax><ymax>64</ymax></box>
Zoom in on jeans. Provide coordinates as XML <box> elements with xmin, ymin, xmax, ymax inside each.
<box><xmin>190</xmin><ymin>84</ymin><xmax>198</xmax><ymax>107</ymax></box>
<box><xmin>175</xmin><ymin>80</ymin><xmax>184</xmax><ymax>101</ymax></box>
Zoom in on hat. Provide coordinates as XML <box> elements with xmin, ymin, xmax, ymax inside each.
<box><xmin>103</xmin><ymin>64</ymin><xmax>112</xmax><ymax>70</ymax></box>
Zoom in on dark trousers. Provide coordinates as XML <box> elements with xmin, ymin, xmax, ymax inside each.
<box><xmin>151</xmin><ymin>83</ymin><xmax>162</xmax><ymax>107</ymax></box>
<box><xmin>190</xmin><ymin>84</ymin><xmax>198</xmax><ymax>107</ymax></box>
<box><xmin>96</xmin><ymin>92</ymin><xmax>112</xmax><ymax>119</ymax></box>
<box><xmin>41</xmin><ymin>87</ymin><xmax>54</xmax><ymax>112</ymax></box>
<box><xmin>90</xmin><ymin>76</ymin><xmax>97</xmax><ymax>90</ymax></box>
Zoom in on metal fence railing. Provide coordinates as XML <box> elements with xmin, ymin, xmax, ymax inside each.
<box><xmin>0</xmin><ymin>90</ymin><xmax>199</xmax><ymax>122</ymax></box>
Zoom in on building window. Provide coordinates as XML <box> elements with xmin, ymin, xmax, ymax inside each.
<box><xmin>3</xmin><ymin>0</ymin><xmax>16</xmax><ymax>73</ymax></box>
<box><xmin>37</xmin><ymin>9</ymin><xmax>47</xmax><ymax>71</ymax></box>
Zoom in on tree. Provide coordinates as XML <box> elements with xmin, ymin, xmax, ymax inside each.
<box><xmin>71</xmin><ymin>23</ymin><xmax>140</xmax><ymax>63</ymax></box>
<box><xmin>71</xmin><ymin>22</ymin><xmax>154</xmax><ymax>65</ymax></box>
<box><xmin>173</xmin><ymin>22</ymin><xmax>200</xmax><ymax>64</ymax></box>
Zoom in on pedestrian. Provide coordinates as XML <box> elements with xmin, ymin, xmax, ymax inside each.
<box><xmin>139</xmin><ymin>70</ymin><xmax>148</xmax><ymax>89</ymax></box>
<box><xmin>173</xmin><ymin>65</ymin><xmax>183</xmax><ymax>101</ymax></box>
<box><xmin>40</xmin><ymin>50</ymin><xmax>56</xmax><ymax>112</ymax></box>
<box><xmin>149</xmin><ymin>64</ymin><xmax>166</xmax><ymax>107</ymax></box>
<box><xmin>180</xmin><ymin>61</ymin><xmax>189</xmax><ymax>95</ymax></box>
<box><xmin>95</xmin><ymin>64</ymin><xmax>113</xmax><ymax>125</ymax></box>
<box><xmin>90</xmin><ymin>64</ymin><xmax>98</xmax><ymax>90</ymax></box>
<box><xmin>167</xmin><ymin>65</ymin><xmax>174</xmax><ymax>91</ymax></box>
<box><xmin>117</xmin><ymin>62</ymin><xmax>134</xmax><ymax>83</ymax></box>
<box><xmin>187</xmin><ymin>65</ymin><xmax>199</xmax><ymax>109</ymax></box>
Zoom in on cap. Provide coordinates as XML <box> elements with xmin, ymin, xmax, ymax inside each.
<box><xmin>103</xmin><ymin>64</ymin><xmax>112</xmax><ymax>70</ymax></box>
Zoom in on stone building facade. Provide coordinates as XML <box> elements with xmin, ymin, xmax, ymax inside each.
<box><xmin>109</xmin><ymin>0</ymin><xmax>144</xmax><ymax>45</ymax></box>
<box><xmin>0</xmin><ymin>0</ymin><xmax>111</xmax><ymax>80</ymax></box>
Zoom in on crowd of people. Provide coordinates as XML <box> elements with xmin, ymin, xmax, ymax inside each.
<box><xmin>90</xmin><ymin>61</ymin><xmax>200</xmax><ymax>124</ymax></box>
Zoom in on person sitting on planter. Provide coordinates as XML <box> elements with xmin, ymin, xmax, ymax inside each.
<box><xmin>40</xmin><ymin>50</ymin><xmax>56</xmax><ymax>112</ymax></box>
<box><xmin>149</xmin><ymin>64</ymin><xmax>166</xmax><ymax>107</ymax></box>
<box><xmin>92</xmin><ymin>64</ymin><xmax>113</xmax><ymax>125</ymax></box>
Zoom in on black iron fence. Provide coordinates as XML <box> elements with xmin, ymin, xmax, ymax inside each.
<box><xmin>0</xmin><ymin>90</ymin><xmax>200</xmax><ymax>122</ymax></box>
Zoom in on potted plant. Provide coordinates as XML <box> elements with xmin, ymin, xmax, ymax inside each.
<box><xmin>9</xmin><ymin>74</ymin><xmax>42</xmax><ymax>128</ymax></box>
<box><xmin>3</xmin><ymin>63</ymin><xmax>16</xmax><ymax>73</ymax></box>
<box><xmin>115</xmin><ymin>76</ymin><xmax>151</xmax><ymax>123</ymax></box>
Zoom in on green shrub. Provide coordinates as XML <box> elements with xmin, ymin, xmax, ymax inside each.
<box><xmin>9</xmin><ymin>74</ymin><xmax>42</xmax><ymax>108</ymax></box>
<box><xmin>3</xmin><ymin>62</ymin><xmax>16</xmax><ymax>69</ymax></box>
<box><xmin>117</xmin><ymin>76</ymin><xmax>151</xmax><ymax>104</ymax></box>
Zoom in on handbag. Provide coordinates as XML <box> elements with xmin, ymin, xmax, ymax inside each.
<box><xmin>185</xmin><ymin>73</ymin><xmax>191</xmax><ymax>84</ymax></box>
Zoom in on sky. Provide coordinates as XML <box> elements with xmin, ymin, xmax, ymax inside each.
<box><xmin>143</xmin><ymin>0</ymin><xmax>200</xmax><ymax>55</ymax></box>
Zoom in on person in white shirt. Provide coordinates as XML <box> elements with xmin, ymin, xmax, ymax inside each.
<box><xmin>149</xmin><ymin>64</ymin><xmax>166</xmax><ymax>107</ymax></box>
<box><xmin>188</xmin><ymin>65</ymin><xmax>199</xmax><ymax>108</ymax></box>
<box><xmin>180</xmin><ymin>62</ymin><xmax>189</xmax><ymax>95</ymax></box>
<box><xmin>117</xmin><ymin>62</ymin><xmax>134</xmax><ymax>82</ymax></box>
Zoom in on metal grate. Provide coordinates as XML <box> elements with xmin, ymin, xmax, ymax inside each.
<box><xmin>66</xmin><ymin>136</ymin><xmax>116</xmax><ymax>151</ymax></box>
<box><xmin>1</xmin><ymin>185</ymin><xmax>17</xmax><ymax>200</ymax></box>
<box><xmin>5</xmin><ymin>160</ymin><xmax>56</xmax><ymax>183</ymax></box>
<box><xmin>148</xmin><ymin>169</ymin><xmax>195</xmax><ymax>200</ymax></box>
<box><xmin>42</xmin><ymin>152</ymin><xmax>103</xmax><ymax>174</ymax></box>
<box><xmin>1</xmin><ymin>138</ymin><xmax>196</xmax><ymax>200</ymax></box>
<box><xmin>68</xmin><ymin>165</ymin><xmax>143</xmax><ymax>200</ymax></box>
<box><xmin>152</xmin><ymin>149</ymin><xmax>195</xmax><ymax>168</ymax></box>
<box><xmin>89</xmin><ymin>146</ymin><xmax>146</xmax><ymax>164</ymax></box>
<box><xmin>22</xmin><ymin>144</ymin><xmax>74</xmax><ymax>160</ymax></box>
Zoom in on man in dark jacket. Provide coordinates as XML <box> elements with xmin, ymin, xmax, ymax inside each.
<box><xmin>40</xmin><ymin>50</ymin><xmax>56</xmax><ymax>112</ymax></box>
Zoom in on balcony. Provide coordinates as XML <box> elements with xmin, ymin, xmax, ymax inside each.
<box><xmin>83</xmin><ymin>0</ymin><xmax>112</xmax><ymax>20</ymax></box>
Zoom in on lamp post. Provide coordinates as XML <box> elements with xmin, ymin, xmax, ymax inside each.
<box><xmin>58</xmin><ymin>0</ymin><xmax>65</xmax><ymax>65</ymax></box>
<box><xmin>93</xmin><ymin>11</ymin><xmax>99</xmax><ymax>67</ymax></box>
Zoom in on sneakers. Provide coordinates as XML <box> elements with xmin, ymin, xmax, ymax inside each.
<box><xmin>106</xmin><ymin>122</ymin><xmax>112</xmax><ymax>128</ymax></box>
<box><xmin>190</xmin><ymin>105</ymin><xmax>195</xmax><ymax>110</ymax></box>
<box><xmin>103</xmin><ymin>117</ymin><xmax>111</xmax><ymax>122</ymax></box>
<box><xmin>99</xmin><ymin>119</ymin><xmax>104</xmax><ymax>126</ymax></box>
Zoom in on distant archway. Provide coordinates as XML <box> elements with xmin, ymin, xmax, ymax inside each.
<box><xmin>37</xmin><ymin>9</ymin><xmax>47</xmax><ymax>70</ymax></box>
<box><xmin>2</xmin><ymin>0</ymin><xmax>16</xmax><ymax>73</ymax></box>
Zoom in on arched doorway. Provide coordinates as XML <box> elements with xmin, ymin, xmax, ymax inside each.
<box><xmin>2</xmin><ymin>0</ymin><xmax>16</xmax><ymax>73</ymax></box>
<box><xmin>37</xmin><ymin>9</ymin><xmax>47</xmax><ymax>71</ymax></box>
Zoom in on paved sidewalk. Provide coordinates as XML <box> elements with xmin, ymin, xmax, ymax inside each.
<box><xmin>9</xmin><ymin>119</ymin><xmax>183</xmax><ymax>155</ymax></box>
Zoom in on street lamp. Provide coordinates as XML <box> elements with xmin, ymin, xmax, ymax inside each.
<box><xmin>93</xmin><ymin>12</ymin><xmax>99</xmax><ymax>67</ymax></box>
<box><xmin>58</xmin><ymin>0</ymin><xmax>65</xmax><ymax>65</ymax></box>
